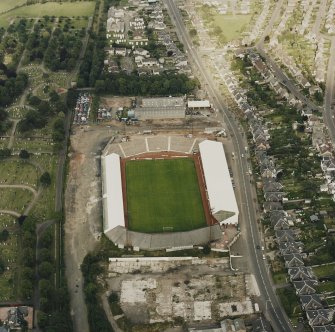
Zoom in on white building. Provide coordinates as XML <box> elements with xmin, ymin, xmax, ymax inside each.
<box><xmin>102</xmin><ymin>153</ymin><xmax>125</xmax><ymax>237</ymax></box>
<box><xmin>135</xmin><ymin>97</ymin><xmax>186</xmax><ymax>120</ymax></box>
<box><xmin>199</xmin><ymin>140</ymin><xmax>239</xmax><ymax>225</ymax></box>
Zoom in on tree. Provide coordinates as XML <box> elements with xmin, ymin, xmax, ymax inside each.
<box><xmin>19</xmin><ymin>149</ymin><xmax>30</xmax><ymax>159</ymax></box>
<box><xmin>19</xmin><ymin>279</ymin><xmax>33</xmax><ymax>299</ymax></box>
<box><xmin>0</xmin><ymin>148</ymin><xmax>11</xmax><ymax>158</ymax></box>
<box><xmin>0</xmin><ymin>229</ymin><xmax>9</xmax><ymax>241</ymax></box>
<box><xmin>38</xmin><ymin>248</ymin><xmax>52</xmax><ymax>263</ymax></box>
<box><xmin>38</xmin><ymin>261</ymin><xmax>53</xmax><ymax>279</ymax></box>
<box><xmin>39</xmin><ymin>279</ymin><xmax>53</xmax><ymax>298</ymax></box>
<box><xmin>40</xmin><ymin>172</ymin><xmax>51</xmax><ymax>187</ymax></box>
<box><xmin>0</xmin><ymin>258</ymin><xmax>5</xmax><ymax>274</ymax></box>
<box><xmin>202</xmin><ymin>244</ymin><xmax>211</xmax><ymax>255</ymax></box>
<box><xmin>21</xmin><ymin>267</ymin><xmax>34</xmax><ymax>280</ymax></box>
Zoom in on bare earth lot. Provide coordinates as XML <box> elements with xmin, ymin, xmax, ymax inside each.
<box><xmin>64</xmin><ymin>125</ymin><xmax>112</xmax><ymax>332</ymax></box>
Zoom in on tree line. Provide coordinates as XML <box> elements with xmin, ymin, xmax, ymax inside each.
<box><xmin>94</xmin><ymin>72</ymin><xmax>198</xmax><ymax>96</ymax></box>
<box><xmin>0</xmin><ymin>62</ymin><xmax>28</xmax><ymax>107</ymax></box>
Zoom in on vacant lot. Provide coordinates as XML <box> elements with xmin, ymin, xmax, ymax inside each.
<box><xmin>126</xmin><ymin>158</ymin><xmax>206</xmax><ymax>233</ymax></box>
<box><xmin>0</xmin><ymin>2</ymin><xmax>95</xmax><ymax>27</ymax></box>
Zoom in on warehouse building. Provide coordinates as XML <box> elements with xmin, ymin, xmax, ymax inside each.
<box><xmin>135</xmin><ymin>96</ymin><xmax>186</xmax><ymax>120</ymax></box>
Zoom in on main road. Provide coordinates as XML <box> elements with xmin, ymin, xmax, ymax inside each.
<box><xmin>164</xmin><ymin>0</ymin><xmax>293</xmax><ymax>331</ymax></box>
<box><xmin>323</xmin><ymin>36</ymin><xmax>335</xmax><ymax>143</ymax></box>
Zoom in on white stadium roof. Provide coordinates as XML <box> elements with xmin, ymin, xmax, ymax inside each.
<box><xmin>199</xmin><ymin>140</ymin><xmax>239</xmax><ymax>225</ymax></box>
<box><xmin>102</xmin><ymin>153</ymin><xmax>125</xmax><ymax>233</ymax></box>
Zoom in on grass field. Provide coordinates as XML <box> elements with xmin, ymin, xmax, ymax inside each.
<box><xmin>212</xmin><ymin>14</ymin><xmax>252</xmax><ymax>42</ymax></box>
<box><xmin>0</xmin><ymin>188</ymin><xmax>33</xmax><ymax>212</ymax></box>
<box><xmin>0</xmin><ymin>0</ymin><xmax>26</xmax><ymax>14</ymax></box>
<box><xmin>0</xmin><ymin>2</ymin><xmax>95</xmax><ymax>27</ymax></box>
<box><xmin>126</xmin><ymin>158</ymin><xmax>206</xmax><ymax>233</ymax></box>
<box><xmin>0</xmin><ymin>160</ymin><xmax>39</xmax><ymax>187</ymax></box>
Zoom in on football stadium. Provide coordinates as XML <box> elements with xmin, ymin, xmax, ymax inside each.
<box><xmin>102</xmin><ymin>136</ymin><xmax>239</xmax><ymax>250</ymax></box>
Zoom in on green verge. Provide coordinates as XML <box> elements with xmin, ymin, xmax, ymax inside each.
<box><xmin>126</xmin><ymin>158</ymin><xmax>206</xmax><ymax>233</ymax></box>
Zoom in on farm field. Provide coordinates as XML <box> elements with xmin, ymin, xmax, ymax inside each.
<box><xmin>0</xmin><ymin>2</ymin><xmax>95</xmax><ymax>27</ymax></box>
<box><xmin>126</xmin><ymin>158</ymin><xmax>206</xmax><ymax>233</ymax></box>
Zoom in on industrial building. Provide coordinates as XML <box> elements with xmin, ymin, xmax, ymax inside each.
<box><xmin>135</xmin><ymin>96</ymin><xmax>186</xmax><ymax>120</ymax></box>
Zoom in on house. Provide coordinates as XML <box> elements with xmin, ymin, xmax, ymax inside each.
<box><xmin>113</xmin><ymin>47</ymin><xmax>127</xmax><ymax>56</ymax></box>
<box><xmin>276</xmin><ymin>229</ymin><xmax>296</xmax><ymax>242</ymax></box>
<box><xmin>321</xmin><ymin>157</ymin><xmax>335</xmax><ymax>174</ymax></box>
<box><xmin>264</xmin><ymin>192</ymin><xmax>284</xmax><ymax>202</ymax></box>
<box><xmin>260</xmin><ymin>163</ymin><xmax>277</xmax><ymax>178</ymax></box>
<box><xmin>256</xmin><ymin>139</ymin><xmax>270</xmax><ymax>151</ymax></box>
<box><xmin>279</xmin><ymin>241</ymin><xmax>303</xmax><ymax>255</ymax></box>
<box><xmin>289</xmin><ymin>266</ymin><xmax>315</xmax><ymax>281</ymax></box>
<box><xmin>310</xmin><ymin>215</ymin><xmax>320</xmax><ymax>222</ymax></box>
<box><xmin>272</xmin><ymin>216</ymin><xmax>290</xmax><ymax>230</ymax></box>
<box><xmin>293</xmin><ymin>280</ymin><xmax>318</xmax><ymax>295</ymax></box>
<box><xmin>263</xmin><ymin>201</ymin><xmax>283</xmax><ymax>213</ymax></box>
<box><xmin>283</xmin><ymin>253</ymin><xmax>304</xmax><ymax>268</ymax></box>
<box><xmin>306</xmin><ymin>309</ymin><xmax>334</xmax><ymax>327</ymax></box>
<box><xmin>263</xmin><ymin>179</ymin><xmax>283</xmax><ymax>192</ymax></box>
<box><xmin>300</xmin><ymin>294</ymin><xmax>324</xmax><ymax>310</ymax></box>
<box><xmin>134</xmin><ymin>48</ymin><xmax>150</xmax><ymax>57</ymax></box>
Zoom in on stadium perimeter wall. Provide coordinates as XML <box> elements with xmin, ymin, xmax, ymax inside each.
<box><xmin>105</xmin><ymin>224</ymin><xmax>222</xmax><ymax>250</ymax></box>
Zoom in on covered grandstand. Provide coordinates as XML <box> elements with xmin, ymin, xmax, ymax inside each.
<box><xmin>199</xmin><ymin>140</ymin><xmax>239</xmax><ymax>225</ymax></box>
<box><xmin>102</xmin><ymin>153</ymin><xmax>125</xmax><ymax>236</ymax></box>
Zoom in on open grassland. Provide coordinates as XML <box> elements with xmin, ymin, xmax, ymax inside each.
<box><xmin>0</xmin><ymin>0</ymin><xmax>26</xmax><ymax>14</ymax></box>
<box><xmin>126</xmin><ymin>158</ymin><xmax>206</xmax><ymax>233</ymax></box>
<box><xmin>199</xmin><ymin>5</ymin><xmax>251</xmax><ymax>43</ymax></box>
<box><xmin>0</xmin><ymin>215</ymin><xmax>19</xmax><ymax>301</ymax></box>
<box><xmin>0</xmin><ymin>2</ymin><xmax>95</xmax><ymax>27</ymax></box>
<box><xmin>212</xmin><ymin>14</ymin><xmax>252</xmax><ymax>41</ymax></box>
<box><xmin>0</xmin><ymin>160</ymin><xmax>39</xmax><ymax>187</ymax></box>
<box><xmin>0</xmin><ymin>188</ymin><xmax>34</xmax><ymax>213</ymax></box>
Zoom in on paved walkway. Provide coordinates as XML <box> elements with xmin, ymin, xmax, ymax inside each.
<box><xmin>7</xmin><ymin>119</ymin><xmax>19</xmax><ymax>149</ymax></box>
<box><xmin>0</xmin><ymin>184</ymin><xmax>38</xmax><ymax>196</ymax></box>
<box><xmin>0</xmin><ymin>210</ymin><xmax>21</xmax><ymax>217</ymax></box>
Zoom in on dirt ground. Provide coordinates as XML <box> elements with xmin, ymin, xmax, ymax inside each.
<box><xmin>107</xmin><ymin>258</ymin><xmax>256</xmax><ymax>325</ymax></box>
<box><xmin>64</xmin><ymin>125</ymin><xmax>113</xmax><ymax>332</ymax></box>
<box><xmin>101</xmin><ymin>96</ymin><xmax>133</xmax><ymax>109</ymax></box>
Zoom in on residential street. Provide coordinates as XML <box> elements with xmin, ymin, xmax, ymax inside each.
<box><xmin>164</xmin><ymin>0</ymin><xmax>294</xmax><ymax>331</ymax></box>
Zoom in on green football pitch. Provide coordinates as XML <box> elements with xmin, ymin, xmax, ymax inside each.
<box><xmin>125</xmin><ymin>158</ymin><xmax>207</xmax><ymax>233</ymax></box>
